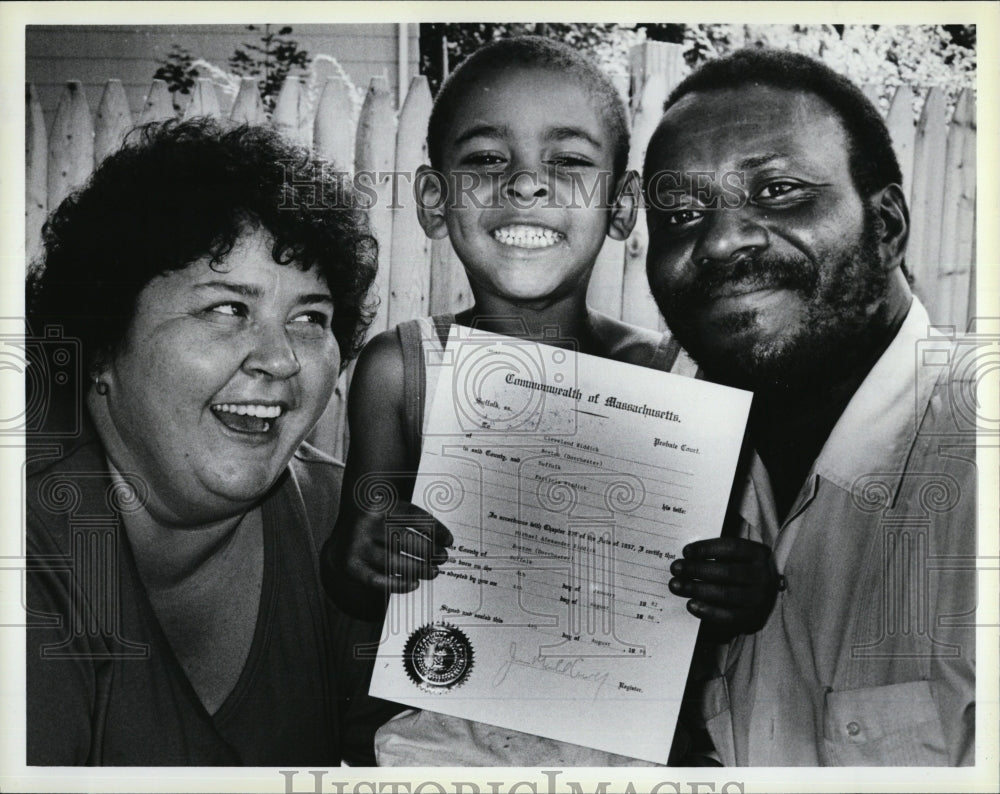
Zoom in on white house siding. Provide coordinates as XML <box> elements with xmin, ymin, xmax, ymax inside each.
<box><xmin>26</xmin><ymin>23</ymin><xmax>420</xmax><ymax>128</ymax></box>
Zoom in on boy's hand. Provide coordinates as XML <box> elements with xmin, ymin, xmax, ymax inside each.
<box><xmin>323</xmin><ymin>503</ymin><xmax>453</xmax><ymax>620</ymax></box>
<box><xmin>668</xmin><ymin>537</ymin><xmax>779</xmax><ymax>637</ymax></box>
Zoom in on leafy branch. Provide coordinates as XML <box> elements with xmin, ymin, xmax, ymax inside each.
<box><xmin>153</xmin><ymin>25</ymin><xmax>310</xmax><ymax>115</ymax></box>
<box><xmin>228</xmin><ymin>25</ymin><xmax>310</xmax><ymax>112</ymax></box>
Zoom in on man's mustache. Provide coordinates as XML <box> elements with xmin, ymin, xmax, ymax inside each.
<box><xmin>670</xmin><ymin>253</ymin><xmax>820</xmax><ymax>305</ymax></box>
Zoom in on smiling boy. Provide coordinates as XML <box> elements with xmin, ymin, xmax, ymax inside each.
<box><xmin>322</xmin><ymin>37</ymin><xmax>777</xmax><ymax>765</ymax></box>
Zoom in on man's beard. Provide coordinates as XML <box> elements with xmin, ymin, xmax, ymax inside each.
<box><xmin>653</xmin><ymin>205</ymin><xmax>889</xmax><ymax>397</ymax></box>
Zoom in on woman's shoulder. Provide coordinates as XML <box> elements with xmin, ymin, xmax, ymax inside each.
<box><xmin>26</xmin><ymin>411</ymin><xmax>103</xmax><ymax>478</ymax></box>
<box><xmin>26</xmin><ymin>425</ymin><xmax>109</xmax><ymax>554</ymax></box>
<box><xmin>588</xmin><ymin>310</ymin><xmax>680</xmax><ymax>372</ymax></box>
<box><xmin>291</xmin><ymin>439</ymin><xmax>344</xmax><ymax>470</ymax></box>
<box><xmin>278</xmin><ymin>443</ymin><xmax>344</xmax><ymax>553</ymax></box>
<box><xmin>290</xmin><ymin>440</ymin><xmax>345</xmax><ymax>505</ymax></box>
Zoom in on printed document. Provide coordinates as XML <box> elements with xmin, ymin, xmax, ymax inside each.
<box><xmin>370</xmin><ymin>327</ymin><xmax>751</xmax><ymax>763</ymax></box>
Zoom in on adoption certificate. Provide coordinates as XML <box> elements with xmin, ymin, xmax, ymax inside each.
<box><xmin>370</xmin><ymin>327</ymin><xmax>751</xmax><ymax>763</ymax></box>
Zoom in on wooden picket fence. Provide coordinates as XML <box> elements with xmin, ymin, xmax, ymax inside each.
<box><xmin>25</xmin><ymin>42</ymin><xmax>978</xmax><ymax>460</ymax></box>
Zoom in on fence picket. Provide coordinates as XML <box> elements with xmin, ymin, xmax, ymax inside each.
<box><xmin>314</xmin><ymin>77</ymin><xmax>356</xmax><ymax>171</ymax></box>
<box><xmin>387</xmin><ymin>76</ymin><xmax>433</xmax><ymax>328</ymax></box>
<box><xmin>47</xmin><ymin>80</ymin><xmax>94</xmax><ymax>210</ymax></box>
<box><xmin>273</xmin><ymin>77</ymin><xmax>311</xmax><ymax>147</ymax></box>
<box><xmin>354</xmin><ymin>76</ymin><xmax>396</xmax><ymax>335</ymax></box>
<box><xmin>588</xmin><ymin>236</ymin><xmax>626</xmax><ymax>320</ymax></box>
<box><xmin>967</xmin><ymin>218</ymin><xmax>977</xmax><ymax>322</ymax></box>
<box><xmin>310</xmin><ymin>76</ymin><xmax>381</xmax><ymax>459</ymax></box>
<box><xmin>587</xmin><ymin>72</ymin><xmax>630</xmax><ymax>320</ymax></box>
<box><xmin>338</xmin><ymin>360</ymin><xmax>358</xmax><ymax>459</ymax></box>
<box><xmin>862</xmin><ymin>84</ymin><xmax>882</xmax><ymax>110</ymax></box>
<box><xmin>885</xmin><ymin>86</ymin><xmax>915</xmax><ymax>208</ymax></box>
<box><xmin>138</xmin><ymin>79</ymin><xmax>174</xmax><ymax>124</ymax></box>
<box><xmin>937</xmin><ymin>89</ymin><xmax>976</xmax><ymax>327</ymax></box>
<box><xmin>622</xmin><ymin>42</ymin><xmax>684</xmax><ymax>330</ymax></box>
<box><xmin>26</xmin><ymin>83</ymin><xmax>47</xmax><ymax>271</ymax></box>
<box><xmin>94</xmin><ymin>79</ymin><xmax>133</xmax><ymax>165</ymax></box>
<box><xmin>908</xmin><ymin>87</ymin><xmax>948</xmax><ymax>317</ymax></box>
<box><xmin>230</xmin><ymin>78</ymin><xmax>266</xmax><ymax>124</ymax></box>
<box><xmin>307</xmin><ymin>75</ymin><xmax>379</xmax><ymax>459</ymax></box>
<box><xmin>183</xmin><ymin>78</ymin><xmax>222</xmax><ymax>120</ymax></box>
<box><xmin>430</xmin><ymin>237</ymin><xmax>470</xmax><ymax>315</ymax></box>
<box><xmin>313</xmin><ymin>76</ymin><xmax>360</xmax><ymax>451</ymax></box>
<box><xmin>309</xmin><ymin>360</ymin><xmax>356</xmax><ymax>461</ymax></box>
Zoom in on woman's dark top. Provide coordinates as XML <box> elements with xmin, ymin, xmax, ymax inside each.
<box><xmin>26</xmin><ymin>420</ymin><xmax>348</xmax><ymax>765</ymax></box>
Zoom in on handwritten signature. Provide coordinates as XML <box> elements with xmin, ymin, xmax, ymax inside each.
<box><xmin>493</xmin><ymin>641</ymin><xmax>609</xmax><ymax>698</ymax></box>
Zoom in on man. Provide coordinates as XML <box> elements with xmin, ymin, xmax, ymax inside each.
<box><xmin>645</xmin><ymin>49</ymin><xmax>976</xmax><ymax>766</ymax></box>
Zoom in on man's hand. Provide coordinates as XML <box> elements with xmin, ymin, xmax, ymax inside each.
<box><xmin>322</xmin><ymin>503</ymin><xmax>453</xmax><ymax>620</ymax></box>
<box><xmin>668</xmin><ymin>537</ymin><xmax>780</xmax><ymax>637</ymax></box>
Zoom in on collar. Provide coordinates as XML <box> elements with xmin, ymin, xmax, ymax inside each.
<box><xmin>809</xmin><ymin>297</ymin><xmax>942</xmax><ymax>496</ymax></box>
<box><xmin>737</xmin><ymin>298</ymin><xmax>946</xmax><ymax>560</ymax></box>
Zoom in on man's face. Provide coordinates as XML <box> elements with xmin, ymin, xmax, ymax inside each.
<box><xmin>645</xmin><ymin>85</ymin><xmax>889</xmax><ymax>393</ymax></box>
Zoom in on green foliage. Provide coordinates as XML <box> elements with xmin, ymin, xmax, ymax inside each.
<box><xmin>153</xmin><ymin>25</ymin><xmax>310</xmax><ymax>115</ymax></box>
<box><xmin>152</xmin><ymin>45</ymin><xmax>197</xmax><ymax>113</ymax></box>
<box><xmin>419</xmin><ymin>23</ymin><xmax>976</xmax><ymax>118</ymax></box>
<box><xmin>678</xmin><ymin>24</ymin><xmax>976</xmax><ymax>118</ymax></box>
<box><xmin>228</xmin><ymin>25</ymin><xmax>310</xmax><ymax>113</ymax></box>
<box><xmin>418</xmin><ymin>23</ymin><xmax>643</xmax><ymax>94</ymax></box>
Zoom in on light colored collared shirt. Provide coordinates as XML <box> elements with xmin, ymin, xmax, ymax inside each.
<box><xmin>703</xmin><ymin>299</ymin><xmax>977</xmax><ymax>765</ymax></box>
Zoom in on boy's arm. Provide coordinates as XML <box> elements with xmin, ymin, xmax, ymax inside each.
<box><xmin>320</xmin><ymin>331</ymin><xmax>452</xmax><ymax>621</ymax></box>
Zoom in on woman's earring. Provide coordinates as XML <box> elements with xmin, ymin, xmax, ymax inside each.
<box><xmin>93</xmin><ymin>375</ymin><xmax>109</xmax><ymax>396</ymax></box>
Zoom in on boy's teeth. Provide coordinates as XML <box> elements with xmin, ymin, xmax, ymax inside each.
<box><xmin>493</xmin><ymin>225</ymin><xmax>564</xmax><ymax>249</ymax></box>
<box><xmin>212</xmin><ymin>404</ymin><xmax>283</xmax><ymax>419</ymax></box>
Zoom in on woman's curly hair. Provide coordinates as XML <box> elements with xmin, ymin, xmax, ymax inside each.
<box><xmin>28</xmin><ymin>118</ymin><xmax>378</xmax><ymax>373</ymax></box>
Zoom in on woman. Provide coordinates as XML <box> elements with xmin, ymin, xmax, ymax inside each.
<box><xmin>25</xmin><ymin>119</ymin><xmax>377</xmax><ymax>765</ymax></box>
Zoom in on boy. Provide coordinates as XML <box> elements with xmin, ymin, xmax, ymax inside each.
<box><xmin>322</xmin><ymin>37</ymin><xmax>776</xmax><ymax>765</ymax></box>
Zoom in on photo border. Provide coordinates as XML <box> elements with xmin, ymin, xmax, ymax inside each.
<box><xmin>2</xmin><ymin>2</ymin><xmax>997</xmax><ymax>792</ymax></box>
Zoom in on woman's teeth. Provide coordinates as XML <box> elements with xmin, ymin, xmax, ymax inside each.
<box><xmin>493</xmin><ymin>225</ymin><xmax>564</xmax><ymax>249</ymax></box>
<box><xmin>211</xmin><ymin>403</ymin><xmax>283</xmax><ymax>434</ymax></box>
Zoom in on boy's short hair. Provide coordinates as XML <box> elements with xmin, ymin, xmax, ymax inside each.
<box><xmin>428</xmin><ymin>36</ymin><xmax>630</xmax><ymax>178</ymax></box>
<box><xmin>657</xmin><ymin>47</ymin><xmax>902</xmax><ymax>198</ymax></box>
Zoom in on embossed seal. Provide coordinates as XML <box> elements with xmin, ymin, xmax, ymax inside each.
<box><xmin>403</xmin><ymin>622</ymin><xmax>474</xmax><ymax>692</ymax></box>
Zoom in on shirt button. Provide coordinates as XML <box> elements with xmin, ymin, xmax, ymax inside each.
<box><xmin>846</xmin><ymin>721</ymin><xmax>861</xmax><ymax>737</ymax></box>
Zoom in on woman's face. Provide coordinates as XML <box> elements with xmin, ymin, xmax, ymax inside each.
<box><xmin>94</xmin><ymin>230</ymin><xmax>340</xmax><ymax>524</ymax></box>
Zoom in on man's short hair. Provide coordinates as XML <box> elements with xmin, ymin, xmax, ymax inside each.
<box><xmin>428</xmin><ymin>36</ymin><xmax>630</xmax><ymax>178</ymax></box>
<box><xmin>661</xmin><ymin>48</ymin><xmax>903</xmax><ymax>197</ymax></box>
